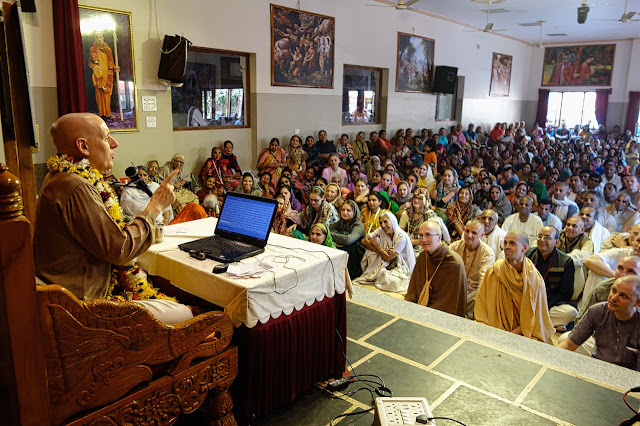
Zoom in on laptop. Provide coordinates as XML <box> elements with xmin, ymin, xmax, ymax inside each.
<box><xmin>178</xmin><ymin>192</ymin><xmax>279</xmax><ymax>263</ymax></box>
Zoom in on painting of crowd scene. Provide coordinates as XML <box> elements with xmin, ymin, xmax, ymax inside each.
<box><xmin>541</xmin><ymin>44</ymin><xmax>616</xmax><ymax>87</ymax></box>
<box><xmin>489</xmin><ymin>52</ymin><xmax>512</xmax><ymax>97</ymax></box>
<box><xmin>271</xmin><ymin>4</ymin><xmax>334</xmax><ymax>88</ymax></box>
<box><xmin>396</xmin><ymin>32</ymin><xmax>434</xmax><ymax>93</ymax></box>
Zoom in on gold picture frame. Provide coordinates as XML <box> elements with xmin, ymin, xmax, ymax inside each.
<box><xmin>79</xmin><ymin>5</ymin><xmax>137</xmax><ymax>132</ymax></box>
<box><xmin>396</xmin><ymin>32</ymin><xmax>435</xmax><ymax>93</ymax></box>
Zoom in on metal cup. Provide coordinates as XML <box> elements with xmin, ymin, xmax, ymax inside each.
<box><xmin>155</xmin><ymin>224</ymin><xmax>165</xmax><ymax>243</ymax></box>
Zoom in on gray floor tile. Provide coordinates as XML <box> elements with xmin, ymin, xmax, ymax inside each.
<box><xmin>347</xmin><ymin>340</ymin><xmax>374</xmax><ymax>365</ymax></box>
<box><xmin>433</xmin><ymin>340</ymin><xmax>543</xmax><ymax>400</ymax></box>
<box><xmin>348</xmin><ymin>353</ymin><xmax>454</xmax><ymax>407</ymax></box>
<box><xmin>249</xmin><ymin>387</ymin><xmax>352</xmax><ymax>426</ymax></box>
<box><xmin>365</xmin><ymin>318</ymin><xmax>461</xmax><ymax>366</ymax></box>
<box><xmin>347</xmin><ymin>302</ymin><xmax>395</xmax><ymax>341</ymax></box>
<box><xmin>433</xmin><ymin>385</ymin><xmax>557</xmax><ymax>426</ymax></box>
<box><xmin>522</xmin><ymin>368</ymin><xmax>640</xmax><ymax>425</ymax></box>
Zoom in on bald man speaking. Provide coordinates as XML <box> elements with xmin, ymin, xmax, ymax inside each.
<box><xmin>34</xmin><ymin>113</ymin><xmax>190</xmax><ymax>323</ymax></box>
<box><xmin>474</xmin><ymin>230</ymin><xmax>555</xmax><ymax>343</ymax></box>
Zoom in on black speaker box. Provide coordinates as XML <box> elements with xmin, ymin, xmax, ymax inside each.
<box><xmin>158</xmin><ymin>35</ymin><xmax>191</xmax><ymax>86</ymax></box>
<box><xmin>19</xmin><ymin>0</ymin><xmax>36</xmax><ymax>13</ymax></box>
<box><xmin>433</xmin><ymin>66</ymin><xmax>458</xmax><ymax>94</ymax></box>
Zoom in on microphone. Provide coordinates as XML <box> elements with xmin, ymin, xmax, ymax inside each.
<box><xmin>125</xmin><ymin>166</ymin><xmax>154</xmax><ymax>197</ymax></box>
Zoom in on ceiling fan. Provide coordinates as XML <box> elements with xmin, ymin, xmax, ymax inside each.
<box><xmin>464</xmin><ymin>0</ymin><xmax>507</xmax><ymax>33</ymax></box>
<box><xmin>366</xmin><ymin>0</ymin><xmax>420</xmax><ymax>11</ymax></box>
<box><xmin>594</xmin><ymin>0</ymin><xmax>640</xmax><ymax>23</ymax></box>
<box><xmin>530</xmin><ymin>21</ymin><xmax>545</xmax><ymax>48</ymax></box>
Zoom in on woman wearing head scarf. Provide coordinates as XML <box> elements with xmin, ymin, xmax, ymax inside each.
<box><xmin>399</xmin><ymin>192</ymin><xmax>450</xmax><ymax>257</ymax></box>
<box><xmin>354</xmin><ymin>211</ymin><xmax>416</xmax><ymax>293</ymax></box>
<box><xmin>364</xmin><ymin>155</ymin><xmax>383</xmax><ymax>183</ymax></box>
<box><xmin>393</xmin><ymin>181</ymin><xmax>412</xmax><ymax>217</ymax></box>
<box><xmin>297</xmin><ymin>186</ymin><xmax>339</xmax><ymax>235</ymax></box>
<box><xmin>446</xmin><ymin>186</ymin><xmax>481</xmax><ymax>240</ymax></box>
<box><xmin>481</xmin><ymin>184</ymin><xmax>512</xmax><ymax>224</ymax></box>
<box><xmin>237</xmin><ymin>172</ymin><xmax>262</xmax><ymax>196</ymax></box>
<box><xmin>158</xmin><ymin>153</ymin><xmax>199</xmax><ymax>214</ymax></box>
<box><xmin>286</xmin><ymin>135</ymin><xmax>308</xmax><ymax>176</ymax></box>
<box><xmin>309</xmin><ymin>223</ymin><xmax>336</xmax><ymax>248</ymax></box>
<box><xmin>432</xmin><ymin>167</ymin><xmax>460</xmax><ymax>211</ymax></box>
<box><xmin>330</xmin><ymin>200</ymin><xmax>366</xmax><ymax>278</ymax></box>
<box><xmin>273</xmin><ymin>193</ymin><xmax>302</xmax><ymax>236</ymax></box>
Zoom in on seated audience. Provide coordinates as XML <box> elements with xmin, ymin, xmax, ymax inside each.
<box><xmin>286</xmin><ymin>135</ymin><xmax>307</xmax><ymax>176</ymax></box>
<box><xmin>238</xmin><ymin>172</ymin><xmax>262</xmax><ymax>196</ymax></box>
<box><xmin>297</xmin><ymin>186</ymin><xmax>339</xmax><ymax>235</ymax></box>
<box><xmin>527</xmin><ymin>170</ymin><xmax>547</xmax><ymax>202</ymax></box>
<box><xmin>196</xmin><ymin>175</ymin><xmax>218</xmax><ymax>204</ymax></box>
<box><xmin>322</xmin><ymin>153</ymin><xmax>348</xmax><ymax>186</ymax></box>
<box><xmin>482</xmin><ymin>184</ymin><xmax>512</xmax><ymax>225</ymax></box>
<box><xmin>309</xmin><ymin>223</ymin><xmax>337</xmax><ymax>248</ymax></box>
<box><xmin>621</xmin><ymin>174</ymin><xmax>640</xmax><ymax>206</ymax></box>
<box><xmin>446</xmin><ymin>186</ymin><xmax>481</xmax><ymax>241</ymax></box>
<box><xmin>361</xmin><ymin>191</ymin><xmax>391</xmax><ymax>234</ymax></box>
<box><xmin>582</xmin><ymin>190</ymin><xmax>617</xmax><ymax>233</ymax></box>
<box><xmin>502</xmin><ymin>196</ymin><xmax>543</xmax><ymax>247</ymax></box>
<box><xmin>330</xmin><ymin>200</ymin><xmax>366</xmax><ymax>279</ymax></box>
<box><xmin>580</xmin><ymin>206</ymin><xmax>610</xmax><ymax>254</ymax></box>
<box><xmin>356</xmin><ymin>211</ymin><xmax>415</xmax><ymax>293</ymax></box>
<box><xmin>405</xmin><ymin>221</ymin><xmax>467</xmax><ymax>317</ymax></box>
<box><xmin>146</xmin><ymin>159</ymin><xmax>160</xmax><ymax>183</ymax></box>
<box><xmin>474</xmin><ymin>231</ymin><xmax>555</xmax><ymax>343</ymax></box>
<box><xmin>551</xmin><ymin>182</ymin><xmax>578</xmax><ymax>225</ymax></box>
<box><xmin>325</xmin><ymin>182</ymin><xmax>344</xmax><ymax>212</ymax></box>
<box><xmin>432</xmin><ymin>167</ymin><xmax>460</xmax><ymax>210</ymax></box>
<box><xmin>525</xmin><ymin>226</ymin><xmax>577</xmax><ymax>330</ymax></box>
<box><xmin>256</xmin><ymin>137</ymin><xmax>287</xmax><ymax>184</ymax></box>
<box><xmin>120</xmin><ymin>165</ymin><xmax>172</xmax><ymax>225</ymax></box>
<box><xmin>159</xmin><ymin>154</ymin><xmax>199</xmax><ymax>215</ymax></box>
<box><xmin>449</xmin><ymin>219</ymin><xmax>495</xmax><ymax>318</ymax></box>
<box><xmin>258</xmin><ymin>171</ymin><xmax>275</xmax><ymax>198</ymax></box>
<box><xmin>559</xmin><ymin>275</ymin><xmax>640</xmax><ymax>371</ymax></box>
<box><xmin>393</xmin><ymin>181</ymin><xmax>412</xmax><ymax>217</ymax></box>
<box><xmin>535</xmin><ymin>198</ymin><xmax>563</xmax><ymax>231</ymax></box>
<box><xmin>273</xmin><ymin>193</ymin><xmax>302</xmax><ymax>236</ymax></box>
<box><xmin>480</xmin><ymin>209</ymin><xmax>507</xmax><ymax>258</ymax></box>
<box><xmin>603</xmin><ymin>192</ymin><xmax>639</xmax><ymax>232</ymax></box>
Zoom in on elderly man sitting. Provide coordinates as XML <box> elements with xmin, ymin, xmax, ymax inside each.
<box><xmin>159</xmin><ymin>154</ymin><xmax>199</xmax><ymax>214</ymax></box>
<box><xmin>558</xmin><ymin>217</ymin><xmax>594</xmax><ymax>302</ymax></box>
<box><xmin>559</xmin><ymin>275</ymin><xmax>640</xmax><ymax>371</ymax></box>
<box><xmin>474</xmin><ymin>231</ymin><xmax>555</xmax><ymax>343</ymax></box>
<box><xmin>501</xmin><ymin>196</ymin><xmax>543</xmax><ymax>247</ymax></box>
<box><xmin>34</xmin><ymin>113</ymin><xmax>191</xmax><ymax>324</ymax></box>
<box><xmin>579</xmin><ymin>206</ymin><xmax>610</xmax><ymax>254</ymax></box>
<box><xmin>449</xmin><ymin>219</ymin><xmax>495</xmax><ymax>318</ymax></box>
<box><xmin>602</xmin><ymin>192</ymin><xmax>638</xmax><ymax>233</ymax></box>
<box><xmin>525</xmin><ymin>226</ymin><xmax>577</xmax><ymax>330</ymax></box>
<box><xmin>405</xmin><ymin>221</ymin><xmax>467</xmax><ymax>317</ymax></box>
<box><xmin>480</xmin><ymin>209</ymin><xmax>506</xmax><ymax>259</ymax></box>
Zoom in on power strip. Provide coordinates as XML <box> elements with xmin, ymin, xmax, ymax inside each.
<box><xmin>373</xmin><ymin>397</ymin><xmax>436</xmax><ymax>426</ymax></box>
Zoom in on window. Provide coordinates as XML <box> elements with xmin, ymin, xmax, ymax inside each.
<box><xmin>171</xmin><ymin>47</ymin><xmax>249</xmax><ymax>129</ymax></box>
<box><xmin>342</xmin><ymin>65</ymin><xmax>381</xmax><ymax>124</ymax></box>
<box><xmin>546</xmin><ymin>91</ymin><xmax>597</xmax><ymax>128</ymax></box>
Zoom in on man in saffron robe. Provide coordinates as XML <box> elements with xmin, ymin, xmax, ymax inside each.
<box><xmin>474</xmin><ymin>230</ymin><xmax>555</xmax><ymax>343</ymax></box>
<box><xmin>88</xmin><ymin>33</ymin><xmax>119</xmax><ymax>119</ymax></box>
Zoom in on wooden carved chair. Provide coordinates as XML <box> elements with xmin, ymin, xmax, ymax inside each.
<box><xmin>0</xmin><ymin>164</ymin><xmax>238</xmax><ymax>425</ymax></box>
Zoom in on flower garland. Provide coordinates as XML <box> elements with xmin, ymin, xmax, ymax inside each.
<box><xmin>47</xmin><ymin>154</ymin><xmax>175</xmax><ymax>302</ymax></box>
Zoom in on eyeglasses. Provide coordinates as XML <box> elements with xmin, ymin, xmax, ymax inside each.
<box><xmin>418</xmin><ymin>233</ymin><xmax>441</xmax><ymax>239</ymax></box>
<box><xmin>310</xmin><ymin>197</ymin><xmax>322</xmax><ymax>203</ymax></box>
<box><xmin>537</xmin><ymin>235</ymin><xmax>554</xmax><ymax>241</ymax></box>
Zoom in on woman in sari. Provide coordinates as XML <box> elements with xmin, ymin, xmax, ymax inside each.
<box><xmin>482</xmin><ymin>184</ymin><xmax>512</xmax><ymax>224</ymax></box>
<box><xmin>432</xmin><ymin>167</ymin><xmax>460</xmax><ymax>211</ymax></box>
<box><xmin>354</xmin><ymin>211</ymin><xmax>415</xmax><ymax>293</ymax></box>
<box><xmin>237</xmin><ymin>172</ymin><xmax>262</xmax><ymax>196</ymax></box>
<box><xmin>198</xmin><ymin>147</ymin><xmax>227</xmax><ymax>191</ymax></box>
<box><xmin>398</xmin><ymin>192</ymin><xmax>449</xmax><ymax>258</ymax></box>
<box><xmin>273</xmin><ymin>193</ymin><xmax>302</xmax><ymax>236</ymax></box>
<box><xmin>221</xmin><ymin>140</ymin><xmax>242</xmax><ymax>190</ymax></box>
<box><xmin>330</xmin><ymin>200</ymin><xmax>366</xmax><ymax>278</ymax></box>
<box><xmin>364</xmin><ymin>155</ymin><xmax>383</xmax><ymax>183</ymax></box>
<box><xmin>360</xmin><ymin>191</ymin><xmax>391</xmax><ymax>234</ymax></box>
<box><xmin>286</xmin><ymin>135</ymin><xmax>307</xmax><ymax>176</ymax></box>
<box><xmin>297</xmin><ymin>186</ymin><xmax>339</xmax><ymax>235</ymax></box>
<box><xmin>256</xmin><ymin>137</ymin><xmax>287</xmax><ymax>185</ymax></box>
<box><xmin>309</xmin><ymin>223</ymin><xmax>337</xmax><ymax>248</ymax></box>
<box><xmin>158</xmin><ymin>154</ymin><xmax>199</xmax><ymax>215</ymax></box>
<box><xmin>446</xmin><ymin>186</ymin><xmax>481</xmax><ymax>241</ymax></box>
<box><xmin>303</xmin><ymin>135</ymin><xmax>319</xmax><ymax>168</ymax></box>
<box><xmin>258</xmin><ymin>172</ymin><xmax>275</xmax><ymax>198</ymax></box>
<box><xmin>278</xmin><ymin>184</ymin><xmax>302</xmax><ymax>213</ymax></box>
<box><xmin>347</xmin><ymin>178</ymin><xmax>370</xmax><ymax>212</ymax></box>
<box><xmin>393</xmin><ymin>181</ymin><xmax>412</xmax><ymax>219</ymax></box>
<box><xmin>146</xmin><ymin>160</ymin><xmax>160</xmax><ymax>183</ymax></box>
<box><xmin>507</xmin><ymin>181</ymin><xmax>537</xmax><ymax>214</ymax></box>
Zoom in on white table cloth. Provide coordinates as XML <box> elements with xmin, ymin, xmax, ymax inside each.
<box><xmin>138</xmin><ymin>217</ymin><xmax>348</xmax><ymax>327</ymax></box>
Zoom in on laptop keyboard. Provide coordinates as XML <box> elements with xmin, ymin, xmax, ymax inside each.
<box><xmin>200</xmin><ymin>237</ymin><xmax>254</xmax><ymax>254</ymax></box>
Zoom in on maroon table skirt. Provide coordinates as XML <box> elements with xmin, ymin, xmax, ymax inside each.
<box><xmin>231</xmin><ymin>293</ymin><xmax>347</xmax><ymax>421</ymax></box>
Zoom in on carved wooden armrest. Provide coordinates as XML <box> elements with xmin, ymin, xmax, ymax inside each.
<box><xmin>36</xmin><ymin>285</ymin><xmax>234</xmax><ymax>422</ymax></box>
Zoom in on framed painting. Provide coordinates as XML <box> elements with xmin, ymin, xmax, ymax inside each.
<box><xmin>489</xmin><ymin>52</ymin><xmax>512</xmax><ymax>97</ymax></box>
<box><xmin>79</xmin><ymin>5</ymin><xmax>137</xmax><ymax>131</ymax></box>
<box><xmin>396</xmin><ymin>32</ymin><xmax>434</xmax><ymax>93</ymax></box>
<box><xmin>270</xmin><ymin>4</ymin><xmax>334</xmax><ymax>89</ymax></box>
<box><xmin>541</xmin><ymin>44</ymin><xmax>616</xmax><ymax>87</ymax></box>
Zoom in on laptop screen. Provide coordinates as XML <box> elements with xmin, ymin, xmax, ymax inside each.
<box><xmin>216</xmin><ymin>192</ymin><xmax>277</xmax><ymax>241</ymax></box>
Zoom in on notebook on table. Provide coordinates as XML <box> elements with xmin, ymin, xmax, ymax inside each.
<box><xmin>178</xmin><ymin>192</ymin><xmax>278</xmax><ymax>263</ymax></box>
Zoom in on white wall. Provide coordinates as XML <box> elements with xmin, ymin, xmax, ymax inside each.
<box><xmin>17</xmin><ymin>0</ymin><xmax>636</xmax><ymax>179</ymax></box>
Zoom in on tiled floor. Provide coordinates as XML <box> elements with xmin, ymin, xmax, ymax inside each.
<box><xmin>247</xmin><ymin>286</ymin><xmax>640</xmax><ymax>426</ymax></box>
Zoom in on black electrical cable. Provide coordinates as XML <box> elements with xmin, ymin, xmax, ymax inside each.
<box><xmin>426</xmin><ymin>416</ymin><xmax>468</xmax><ymax>425</ymax></box>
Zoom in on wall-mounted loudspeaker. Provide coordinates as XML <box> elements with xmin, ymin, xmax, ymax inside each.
<box><xmin>157</xmin><ymin>35</ymin><xmax>192</xmax><ymax>87</ymax></box>
<box><xmin>20</xmin><ymin>0</ymin><xmax>36</xmax><ymax>13</ymax></box>
<box><xmin>433</xmin><ymin>66</ymin><xmax>458</xmax><ymax>95</ymax></box>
